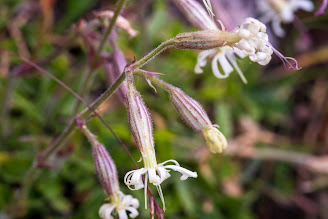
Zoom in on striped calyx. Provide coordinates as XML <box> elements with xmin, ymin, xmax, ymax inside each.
<box><xmin>169</xmin><ymin>87</ymin><xmax>211</xmax><ymax>131</ymax></box>
<box><xmin>172</xmin><ymin>0</ymin><xmax>217</xmax><ymax>30</ymax></box>
<box><xmin>126</xmin><ymin>73</ymin><xmax>157</xmax><ymax>168</ymax></box>
<box><xmin>92</xmin><ymin>143</ymin><xmax>120</xmax><ymax>196</ymax></box>
<box><xmin>169</xmin><ymin>86</ymin><xmax>228</xmax><ymax>153</ymax></box>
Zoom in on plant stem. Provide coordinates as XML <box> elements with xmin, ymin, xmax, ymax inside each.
<box><xmin>71</xmin><ymin>0</ymin><xmax>127</xmax><ymax>115</ymax></box>
<box><xmin>1</xmin><ymin>72</ymin><xmax>14</xmax><ymax>139</ymax></box>
<box><xmin>70</xmin><ymin>67</ymin><xmax>93</xmax><ymax>115</ymax></box>
<box><xmin>133</xmin><ymin>39</ymin><xmax>175</xmax><ymax>69</ymax></box>
<box><xmin>95</xmin><ymin>0</ymin><xmax>126</xmax><ymax>59</ymax></box>
<box><xmin>11</xmin><ymin>10</ymin><xmax>175</xmax><ymax>215</ymax></box>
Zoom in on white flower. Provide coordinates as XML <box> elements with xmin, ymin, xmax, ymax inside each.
<box><xmin>124</xmin><ymin>72</ymin><xmax>198</xmax><ymax>211</ymax></box>
<box><xmin>195</xmin><ymin>46</ymin><xmax>248</xmax><ymax>83</ymax></box>
<box><xmin>194</xmin><ymin>18</ymin><xmax>299</xmax><ymax>83</ymax></box>
<box><xmin>232</xmin><ymin>18</ymin><xmax>299</xmax><ymax>70</ymax></box>
<box><xmin>124</xmin><ymin>159</ymin><xmax>197</xmax><ymax>211</ymax></box>
<box><xmin>99</xmin><ymin>191</ymin><xmax>139</xmax><ymax>219</ymax></box>
<box><xmin>233</xmin><ymin>18</ymin><xmax>273</xmax><ymax>66</ymax></box>
<box><xmin>257</xmin><ymin>0</ymin><xmax>314</xmax><ymax>37</ymax></box>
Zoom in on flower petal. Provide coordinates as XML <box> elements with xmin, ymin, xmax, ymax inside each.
<box><xmin>148</xmin><ymin>168</ymin><xmax>161</xmax><ymax>185</ymax></box>
<box><xmin>99</xmin><ymin>203</ymin><xmax>116</xmax><ymax>219</ymax></box>
<box><xmin>162</xmin><ymin>164</ymin><xmax>198</xmax><ymax>180</ymax></box>
<box><xmin>124</xmin><ymin>169</ymin><xmax>146</xmax><ymax>190</ymax></box>
<box><xmin>126</xmin><ymin>206</ymin><xmax>139</xmax><ymax>218</ymax></box>
<box><xmin>194</xmin><ymin>49</ymin><xmax>216</xmax><ymax>74</ymax></box>
<box><xmin>117</xmin><ymin>209</ymin><xmax>128</xmax><ymax>219</ymax></box>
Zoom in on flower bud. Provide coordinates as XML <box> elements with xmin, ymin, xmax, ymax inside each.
<box><xmin>93</xmin><ymin>143</ymin><xmax>120</xmax><ymax>196</ymax></box>
<box><xmin>172</xmin><ymin>0</ymin><xmax>217</xmax><ymax>30</ymax></box>
<box><xmin>202</xmin><ymin>126</ymin><xmax>228</xmax><ymax>153</ymax></box>
<box><xmin>169</xmin><ymin>87</ymin><xmax>228</xmax><ymax>153</ymax></box>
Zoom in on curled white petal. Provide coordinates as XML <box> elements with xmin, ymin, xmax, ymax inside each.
<box><xmin>99</xmin><ymin>204</ymin><xmax>116</xmax><ymax>219</ymax></box>
<box><xmin>124</xmin><ymin>159</ymin><xmax>197</xmax><ymax>210</ymax></box>
<box><xmin>124</xmin><ymin>168</ymin><xmax>146</xmax><ymax>190</ymax></box>
<box><xmin>158</xmin><ymin>159</ymin><xmax>198</xmax><ymax>180</ymax></box>
<box><xmin>117</xmin><ymin>210</ymin><xmax>128</xmax><ymax>219</ymax></box>
<box><xmin>126</xmin><ymin>206</ymin><xmax>139</xmax><ymax>218</ymax></box>
<box><xmin>211</xmin><ymin>50</ymin><xmax>233</xmax><ymax>79</ymax></box>
<box><xmin>195</xmin><ymin>49</ymin><xmax>216</xmax><ymax>74</ymax></box>
<box><xmin>99</xmin><ymin>191</ymin><xmax>139</xmax><ymax>219</ymax></box>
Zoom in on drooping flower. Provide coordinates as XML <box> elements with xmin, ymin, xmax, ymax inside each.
<box><xmin>172</xmin><ymin>0</ymin><xmax>299</xmax><ymax>83</ymax></box>
<box><xmin>257</xmin><ymin>0</ymin><xmax>314</xmax><ymax>37</ymax></box>
<box><xmin>168</xmin><ymin>86</ymin><xmax>228</xmax><ymax>153</ymax></box>
<box><xmin>172</xmin><ymin>0</ymin><xmax>249</xmax><ymax>83</ymax></box>
<box><xmin>80</xmin><ymin>125</ymin><xmax>139</xmax><ymax>219</ymax></box>
<box><xmin>124</xmin><ymin>71</ymin><xmax>197</xmax><ymax>210</ymax></box>
<box><xmin>232</xmin><ymin>18</ymin><xmax>299</xmax><ymax>70</ymax></box>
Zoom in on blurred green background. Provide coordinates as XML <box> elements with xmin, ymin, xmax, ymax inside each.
<box><xmin>1</xmin><ymin>0</ymin><xmax>328</xmax><ymax>218</ymax></box>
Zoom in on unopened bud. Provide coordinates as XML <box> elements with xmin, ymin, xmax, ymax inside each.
<box><xmin>201</xmin><ymin>126</ymin><xmax>228</xmax><ymax>153</ymax></box>
<box><xmin>93</xmin><ymin>143</ymin><xmax>120</xmax><ymax>196</ymax></box>
<box><xmin>173</xmin><ymin>30</ymin><xmax>241</xmax><ymax>50</ymax></box>
<box><xmin>172</xmin><ymin>0</ymin><xmax>217</xmax><ymax>30</ymax></box>
<box><xmin>169</xmin><ymin>87</ymin><xmax>228</xmax><ymax>153</ymax></box>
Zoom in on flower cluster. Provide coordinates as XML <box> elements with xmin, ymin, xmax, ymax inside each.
<box><xmin>233</xmin><ymin>18</ymin><xmax>273</xmax><ymax>66</ymax></box>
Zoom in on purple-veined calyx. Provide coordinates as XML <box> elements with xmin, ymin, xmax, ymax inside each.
<box><xmin>169</xmin><ymin>86</ymin><xmax>228</xmax><ymax>153</ymax></box>
<box><xmin>81</xmin><ymin>125</ymin><xmax>140</xmax><ymax>219</ymax></box>
<box><xmin>124</xmin><ymin>71</ymin><xmax>197</xmax><ymax>210</ymax></box>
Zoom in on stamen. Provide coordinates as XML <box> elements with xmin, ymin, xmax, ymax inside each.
<box><xmin>227</xmin><ymin>54</ymin><xmax>248</xmax><ymax>84</ymax></box>
<box><xmin>268</xmin><ymin>42</ymin><xmax>300</xmax><ymax>70</ymax></box>
<box><xmin>144</xmin><ymin>173</ymin><xmax>148</xmax><ymax>209</ymax></box>
<box><xmin>156</xmin><ymin>185</ymin><xmax>166</xmax><ymax>211</ymax></box>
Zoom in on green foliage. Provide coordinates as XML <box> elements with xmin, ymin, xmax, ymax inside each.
<box><xmin>1</xmin><ymin>0</ymin><xmax>327</xmax><ymax>218</ymax></box>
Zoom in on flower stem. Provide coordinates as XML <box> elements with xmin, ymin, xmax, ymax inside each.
<box><xmin>133</xmin><ymin>38</ymin><xmax>175</xmax><ymax>69</ymax></box>
<box><xmin>10</xmin><ymin>12</ymin><xmax>175</xmax><ymax>216</ymax></box>
<box><xmin>70</xmin><ymin>0</ymin><xmax>127</xmax><ymax>115</ymax></box>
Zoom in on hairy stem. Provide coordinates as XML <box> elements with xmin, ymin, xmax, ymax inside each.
<box><xmin>11</xmin><ymin>12</ymin><xmax>176</xmax><ymax>216</ymax></box>
<box><xmin>133</xmin><ymin>38</ymin><xmax>175</xmax><ymax>69</ymax></box>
